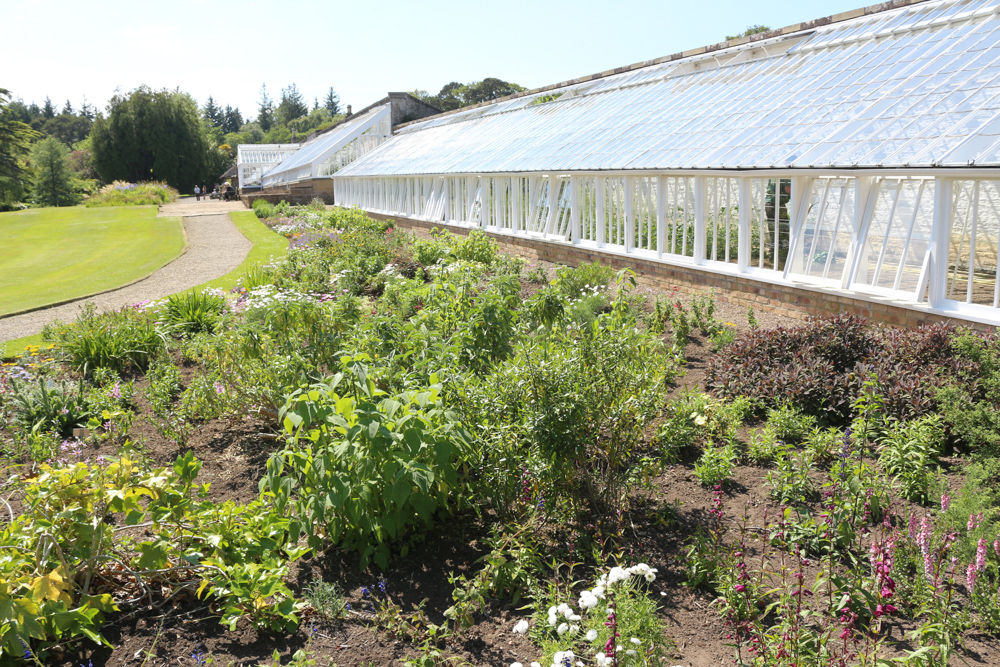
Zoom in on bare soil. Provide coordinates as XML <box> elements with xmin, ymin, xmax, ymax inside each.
<box><xmin>5</xmin><ymin>276</ymin><xmax>999</xmax><ymax>667</ymax></box>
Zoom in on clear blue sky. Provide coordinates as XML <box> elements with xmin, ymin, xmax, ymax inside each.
<box><xmin>3</xmin><ymin>0</ymin><xmax>871</xmax><ymax>120</ymax></box>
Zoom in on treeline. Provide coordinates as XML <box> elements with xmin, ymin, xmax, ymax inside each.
<box><xmin>0</xmin><ymin>77</ymin><xmax>525</xmax><ymax>211</ymax></box>
<box><xmin>0</xmin><ymin>82</ymin><xmax>348</xmax><ymax>210</ymax></box>
<box><xmin>410</xmin><ymin>77</ymin><xmax>526</xmax><ymax>112</ymax></box>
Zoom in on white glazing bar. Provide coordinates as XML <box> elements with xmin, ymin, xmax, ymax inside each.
<box><xmin>738</xmin><ymin>178</ymin><xmax>750</xmax><ymax>273</ymax></box>
<box><xmin>670</xmin><ymin>178</ymin><xmax>678</xmax><ymax>255</ymax></box>
<box><xmin>967</xmin><ymin>184</ymin><xmax>980</xmax><ymax>304</ymax></box>
<box><xmin>711</xmin><ymin>178</ymin><xmax>719</xmax><ymax>261</ymax></box>
<box><xmin>929</xmin><ymin>178</ymin><xmax>952</xmax><ymax>308</ymax></box>
<box><xmin>624</xmin><ymin>176</ymin><xmax>635</xmax><ymax>252</ymax></box>
<box><xmin>785</xmin><ymin>177</ymin><xmax>812</xmax><ymax>280</ymax></box>
<box><xmin>821</xmin><ymin>184</ymin><xmax>849</xmax><ymax>282</ymax></box>
<box><xmin>597</xmin><ymin>177</ymin><xmax>606</xmax><ymax>246</ymax></box>
<box><xmin>758</xmin><ymin>180</ymin><xmax>765</xmax><ymax>268</ymax></box>
<box><xmin>892</xmin><ymin>180</ymin><xmax>927</xmax><ymax>293</ymax></box>
<box><xmin>545</xmin><ymin>173</ymin><xmax>558</xmax><ymax>236</ymax></box>
<box><xmin>724</xmin><ymin>179</ymin><xmax>731</xmax><ymax>264</ymax></box>
<box><xmin>804</xmin><ymin>179</ymin><xmax>832</xmax><ymax>278</ymax></box>
<box><xmin>694</xmin><ymin>177</ymin><xmax>705</xmax><ymax>263</ymax></box>
<box><xmin>656</xmin><ymin>176</ymin><xmax>666</xmax><ymax>259</ymax></box>
<box><xmin>570</xmin><ymin>176</ymin><xmax>580</xmax><ymax>242</ymax></box>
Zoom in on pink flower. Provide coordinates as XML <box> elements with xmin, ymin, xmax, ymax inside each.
<box><xmin>734</xmin><ymin>584</ymin><xmax>746</xmax><ymax>593</ymax></box>
<box><xmin>977</xmin><ymin>539</ymin><xmax>988</xmax><ymax>572</ymax></box>
<box><xmin>941</xmin><ymin>493</ymin><xmax>951</xmax><ymax>512</ymax></box>
<box><xmin>968</xmin><ymin>512</ymin><xmax>983</xmax><ymax>531</ymax></box>
<box><xmin>967</xmin><ymin>563</ymin><xmax>977</xmax><ymax>592</ymax></box>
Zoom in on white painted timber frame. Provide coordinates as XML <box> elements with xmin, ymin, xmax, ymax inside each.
<box><xmin>334</xmin><ymin>170</ymin><xmax>1000</xmax><ymax>327</ymax></box>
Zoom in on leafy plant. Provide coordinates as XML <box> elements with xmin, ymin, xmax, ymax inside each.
<box><xmin>694</xmin><ymin>442</ymin><xmax>737</xmax><ymax>487</ymax></box>
<box><xmin>8</xmin><ymin>376</ymin><xmax>92</xmax><ymax>437</ymax></box>
<box><xmin>263</xmin><ymin>356</ymin><xmax>474</xmax><ymax>569</ymax></box>
<box><xmin>162</xmin><ymin>289</ymin><xmax>228</xmax><ymax>335</ymax></box>
<box><xmin>43</xmin><ymin>305</ymin><xmax>167</xmax><ymax>376</ymax></box>
<box><xmin>878</xmin><ymin>415</ymin><xmax>944</xmax><ymax>503</ymax></box>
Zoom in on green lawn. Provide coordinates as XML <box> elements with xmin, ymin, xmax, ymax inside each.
<box><xmin>2</xmin><ymin>210</ymin><xmax>288</xmax><ymax>358</ymax></box>
<box><xmin>0</xmin><ymin>205</ymin><xmax>185</xmax><ymax>316</ymax></box>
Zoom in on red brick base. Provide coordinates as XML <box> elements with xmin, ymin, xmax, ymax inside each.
<box><xmin>370</xmin><ymin>212</ymin><xmax>995</xmax><ymax>332</ymax></box>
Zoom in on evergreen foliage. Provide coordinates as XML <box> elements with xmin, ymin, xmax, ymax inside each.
<box><xmin>30</xmin><ymin>136</ymin><xmax>81</xmax><ymax>207</ymax></box>
<box><xmin>90</xmin><ymin>86</ymin><xmax>224</xmax><ymax>192</ymax></box>
<box><xmin>257</xmin><ymin>83</ymin><xmax>274</xmax><ymax>131</ymax></box>
<box><xmin>324</xmin><ymin>87</ymin><xmax>341</xmax><ymax>115</ymax></box>
<box><xmin>276</xmin><ymin>83</ymin><xmax>308</xmax><ymax>125</ymax></box>
<box><xmin>0</xmin><ymin>88</ymin><xmax>37</xmax><ymax>210</ymax></box>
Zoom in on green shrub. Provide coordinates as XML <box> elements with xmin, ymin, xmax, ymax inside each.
<box><xmin>878</xmin><ymin>415</ymin><xmax>944</xmax><ymax>504</ymax></box>
<box><xmin>163</xmin><ymin>289</ymin><xmax>228</xmax><ymax>335</ymax></box>
<box><xmin>766</xmin><ymin>445</ymin><xmax>817</xmax><ymax>504</ymax></box>
<box><xmin>146</xmin><ymin>359</ymin><xmax>182</xmax><ymax>417</ymax></box>
<box><xmin>804</xmin><ymin>426</ymin><xmax>844</xmax><ymax>464</ymax></box>
<box><xmin>554</xmin><ymin>261</ymin><xmax>615</xmax><ymax>298</ymax></box>
<box><xmin>263</xmin><ymin>356</ymin><xmax>474</xmax><ymax>570</ymax></box>
<box><xmin>467</xmin><ymin>308</ymin><xmax>681</xmax><ymax>513</ymax></box>
<box><xmin>694</xmin><ymin>442</ymin><xmax>737</xmax><ymax>487</ymax></box>
<box><xmin>253</xmin><ymin>198</ymin><xmax>276</xmax><ymax>219</ymax></box>
<box><xmin>450</xmin><ymin>229</ymin><xmax>497</xmax><ymax>265</ymax></box>
<box><xmin>766</xmin><ymin>404</ymin><xmax>816</xmax><ymax>444</ymax></box>
<box><xmin>8</xmin><ymin>376</ymin><xmax>92</xmax><ymax>438</ymax></box>
<box><xmin>84</xmin><ymin>180</ymin><xmax>177</xmax><ymax>207</ymax></box>
<box><xmin>43</xmin><ymin>306</ymin><xmax>167</xmax><ymax>376</ymax></box>
<box><xmin>746</xmin><ymin>426</ymin><xmax>779</xmax><ymax>465</ymax></box>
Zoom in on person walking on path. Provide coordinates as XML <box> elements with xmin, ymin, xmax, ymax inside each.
<box><xmin>194</xmin><ymin>185</ymin><xmax>201</xmax><ymax>201</ymax></box>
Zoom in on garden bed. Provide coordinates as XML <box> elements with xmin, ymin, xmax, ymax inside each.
<box><xmin>2</xmin><ymin>201</ymin><xmax>1000</xmax><ymax>667</ymax></box>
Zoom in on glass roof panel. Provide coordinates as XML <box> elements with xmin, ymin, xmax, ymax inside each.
<box><xmin>337</xmin><ymin>0</ymin><xmax>1000</xmax><ymax>177</ymax></box>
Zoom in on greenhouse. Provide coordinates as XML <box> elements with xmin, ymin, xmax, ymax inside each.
<box><xmin>333</xmin><ymin>0</ymin><xmax>1000</xmax><ymax>326</ymax></box>
<box><xmin>260</xmin><ymin>104</ymin><xmax>393</xmax><ymax>188</ymax></box>
<box><xmin>236</xmin><ymin>144</ymin><xmax>300</xmax><ymax>189</ymax></box>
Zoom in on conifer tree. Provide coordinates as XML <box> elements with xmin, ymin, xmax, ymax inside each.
<box><xmin>324</xmin><ymin>87</ymin><xmax>341</xmax><ymax>115</ymax></box>
<box><xmin>257</xmin><ymin>84</ymin><xmax>274</xmax><ymax>132</ymax></box>
<box><xmin>42</xmin><ymin>97</ymin><xmax>56</xmax><ymax>119</ymax></box>
<box><xmin>30</xmin><ymin>136</ymin><xmax>80</xmax><ymax>206</ymax></box>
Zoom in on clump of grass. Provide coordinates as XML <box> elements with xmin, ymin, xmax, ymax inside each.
<box><xmin>85</xmin><ymin>181</ymin><xmax>178</xmax><ymax>207</ymax></box>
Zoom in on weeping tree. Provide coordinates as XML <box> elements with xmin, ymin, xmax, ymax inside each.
<box><xmin>90</xmin><ymin>86</ymin><xmax>224</xmax><ymax>192</ymax></box>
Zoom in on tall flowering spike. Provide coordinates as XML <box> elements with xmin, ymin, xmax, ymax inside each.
<box><xmin>908</xmin><ymin>513</ymin><xmax>917</xmax><ymax>540</ymax></box>
<box><xmin>967</xmin><ymin>563</ymin><xmax>977</xmax><ymax>593</ymax></box>
<box><xmin>940</xmin><ymin>493</ymin><xmax>950</xmax><ymax>513</ymax></box>
<box><xmin>977</xmin><ymin>539</ymin><xmax>988</xmax><ymax>572</ymax></box>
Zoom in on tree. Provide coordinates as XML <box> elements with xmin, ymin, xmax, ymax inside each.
<box><xmin>40</xmin><ymin>113</ymin><xmax>92</xmax><ymax>145</ymax></box>
<box><xmin>30</xmin><ymin>136</ymin><xmax>80</xmax><ymax>207</ymax></box>
<box><xmin>463</xmin><ymin>78</ymin><xmax>525</xmax><ymax>105</ymax></box>
<box><xmin>42</xmin><ymin>97</ymin><xmax>56</xmax><ymax>119</ymax></box>
<box><xmin>276</xmin><ymin>83</ymin><xmax>308</xmax><ymax>125</ymax></box>
<box><xmin>203</xmin><ymin>96</ymin><xmax>223</xmax><ymax>127</ymax></box>
<box><xmin>62</xmin><ymin>99</ymin><xmax>73</xmax><ymax>115</ymax></box>
<box><xmin>725</xmin><ymin>24</ymin><xmax>771</xmax><ymax>41</ymax></box>
<box><xmin>257</xmin><ymin>84</ymin><xmax>274</xmax><ymax>131</ymax></box>
<box><xmin>79</xmin><ymin>97</ymin><xmax>96</xmax><ymax>121</ymax></box>
<box><xmin>323</xmin><ymin>87</ymin><xmax>341</xmax><ymax>115</ymax></box>
<box><xmin>221</xmin><ymin>105</ymin><xmax>243</xmax><ymax>134</ymax></box>
<box><xmin>90</xmin><ymin>85</ymin><xmax>216</xmax><ymax>192</ymax></box>
<box><xmin>0</xmin><ymin>88</ymin><xmax>38</xmax><ymax>209</ymax></box>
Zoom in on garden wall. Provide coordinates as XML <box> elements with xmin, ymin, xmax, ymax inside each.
<box><xmin>371</xmin><ymin>212</ymin><xmax>996</xmax><ymax>332</ymax></box>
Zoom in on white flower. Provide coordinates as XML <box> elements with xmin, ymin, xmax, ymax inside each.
<box><xmin>607</xmin><ymin>567</ymin><xmax>628</xmax><ymax>585</ymax></box>
<box><xmin>631</xmin><ymin>637</ymin><xmax>642</xmax><ymax>645</ymax></box>
<box><xmin>513</xmin><ymin>620</ymin><xmax>529</xmax><ymax>635</ymax></box>
<box><xmin>569</xmin><ymin>624</ymin><xmax>579</xmax><ymax>634</ymax></box>
<box><xmin>595</xmin><ymin>653</ymin><xmax>612</xmax><ymax>667</ymax></box>
<box><xmin>531</xmin><ymin>663</ymin><xmax>542</xmax><ymax>667</ymax></box>
<box><xmin>626</xmin><ymin>649</ymin><xmax>637</xmax><ymax>656</ymax></box>
<box><xmin>557</xmin><ymin>623</ymin><xmax>569</xmax><ymax>635</ymax></box>
<box><xmin>579</xmin><ymin>592</ymin><xmax>599</xmax><ymax>609</ymax></box>
<box><xmin>568</xmin><ymin>613</ymin><xmax>581</xmax><ymax>622</ymax></box>
<box><xmin>511</xmin><ymin>663</ymin><xmax>523</xmax><ymax>667</ymax></box>
<box><xmin>586</xmin><ymin>629</ymin><xmax>598</xmax><ymax>641</ymax></box>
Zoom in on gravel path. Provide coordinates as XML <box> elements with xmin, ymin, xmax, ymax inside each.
<box><xmin>0</xmin><ymin>201</ymin><xmax>250</xmax><ymax>344</ymax></box>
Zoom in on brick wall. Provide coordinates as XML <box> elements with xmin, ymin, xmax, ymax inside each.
<box><xmin>369</xmin><ymin>212</ymin><xmax>995</xmax><ymax>332</ymax></box>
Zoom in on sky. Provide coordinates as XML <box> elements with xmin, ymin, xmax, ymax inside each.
<box><xmin>3</xmin><ymin>0</ymin><xmax>873</xmax><ymax>121</ymax></box>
